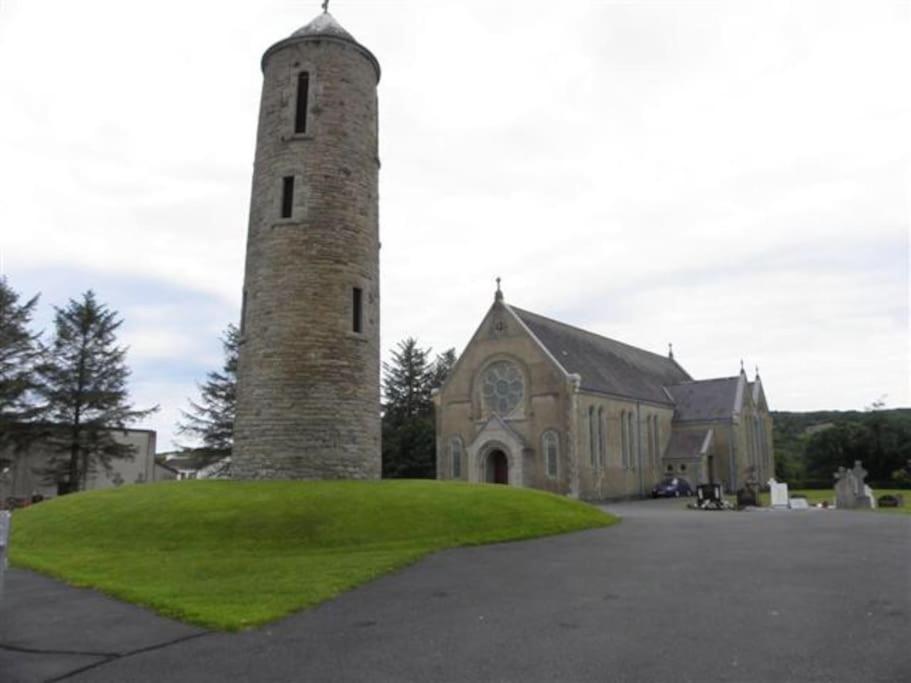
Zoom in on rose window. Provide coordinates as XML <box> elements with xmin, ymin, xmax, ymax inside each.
<box><xmin>482</xmin><ymin>361</ymin><xmax>524</xmax><ymax>416</ymax></box>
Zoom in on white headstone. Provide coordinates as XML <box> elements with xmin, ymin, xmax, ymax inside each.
<box><xmin>789</xmin><ymin>497</ymin><xmax>810</xmax><ymax>510</ymax></box>
<box><xmin>864</xmin><ymin>485</ymin><xmax>877</xmax><ymax>509</ymax></box>
<box><xmin>768</xmin><ymin>478</ymin><xmax>790</xmax><ymax>509</ymax></box>
<box><xmin>0</xmin><ymin>510</ymin><xmax>10</xmax><ymax>601</ymax></box>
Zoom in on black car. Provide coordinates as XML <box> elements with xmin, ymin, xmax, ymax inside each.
<box><xmin>651</xmin><ymin>477</ymin><xmax>693</xmax><ymax>498</ymax></box>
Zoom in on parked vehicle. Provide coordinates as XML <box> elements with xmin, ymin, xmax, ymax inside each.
<box><xmin>651</xmin><ymin>477</ymin><xmax>693</xmax><ymax>498</ymax></box>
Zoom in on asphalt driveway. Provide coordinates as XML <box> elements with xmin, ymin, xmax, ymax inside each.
<box><xmin>2</xmin><ymin>499</ymin><xmax>908</xmax><ymax>682</ymax></box>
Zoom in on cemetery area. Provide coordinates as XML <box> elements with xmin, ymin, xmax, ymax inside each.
<box><xmin>720</xmin><ymin>487</ymin><xmax>909</xmax><ymax>511</ymax></box>
<box><xmin>5</xmin><ymin>479</ymin><xmax>616</xmax><ymax>630</ymax></box>
<box><xmin>697</xmin><ymin>460</ymin><xmax>909</xmax><ymax>512</ymax></box>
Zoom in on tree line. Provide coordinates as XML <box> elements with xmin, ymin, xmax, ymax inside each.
<box><xmin>0</xmin><ymin>277</ymin><xmax>156</xmax><ymax>494</ymax></box>
<box><xmin>772</xmin><ymin>405</ymin><xmax>911</xmax><ymax>487</ymax></box>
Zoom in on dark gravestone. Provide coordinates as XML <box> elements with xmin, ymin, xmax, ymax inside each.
<box><xmin>878</xmin><ymin>494</ymin><xmax>904</xmax><ymax>508</ymax></box>
<box><xmin>736</xmin><ymin>465</ymin><xmax>760</xmax><ymax>508</ymax></box>
<box><xmin>736</xmin><ymin>487</ymin><xmax>758</xmax><ymax>507</ymax></box>
<box><xmin>697</xmin><ymin>483</ymin><xmax>723</xmax><ymax>506</ymax></box>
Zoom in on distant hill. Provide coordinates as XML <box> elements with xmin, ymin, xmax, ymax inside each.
<box><xmin>771</xmin><ymin>408</ymin><xmax>911</xmax><ymax>486</ymax></box>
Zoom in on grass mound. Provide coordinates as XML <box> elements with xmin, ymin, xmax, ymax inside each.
<box><xmin>10</xmin><ymin>480</ymin><xmax>616</xmax><ymax>630</ymax></box>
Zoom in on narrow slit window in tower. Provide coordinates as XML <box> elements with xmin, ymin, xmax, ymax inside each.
<box><xmin>352</xmin><ymin>287</ymin><xmax>363</xmax><ymax>333</ymax></box>
<box><xmin>281</xmin><ymin>176</ymin><xmax>294</xmax><ymax>218</ymax></box>
<box><xmin>295</xmin><ymin>72</ymin><xmax>310</xmax><ymax>134</ymax></box>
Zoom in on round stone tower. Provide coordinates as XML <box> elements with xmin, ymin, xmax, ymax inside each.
<box><xmin>232</xmin><ymin>8</ymin><xmax>381</xmax><ymax>479</ymax></box>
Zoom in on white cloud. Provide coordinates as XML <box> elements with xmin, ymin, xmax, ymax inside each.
<box><xmin>1</xmin><ymin>0</ymin><xmax>908</xmax><ymax>450</ymax></box>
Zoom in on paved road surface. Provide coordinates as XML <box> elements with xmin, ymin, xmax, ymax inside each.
<box><xmin>2</xmin><ymin>499</ymin><xmax>908</xmax><ymax>682</ymax></box>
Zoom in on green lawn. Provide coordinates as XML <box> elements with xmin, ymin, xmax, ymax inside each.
<box><xmin>9</xmin><ymin>480</ymin><xmax>616</xmax><ymax>630</ymax></box>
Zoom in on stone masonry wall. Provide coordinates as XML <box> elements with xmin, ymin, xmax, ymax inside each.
<box><xmin>232</xmin><ymin>35</ymin><xmax>381</xmax><ymax>479</ymax></box>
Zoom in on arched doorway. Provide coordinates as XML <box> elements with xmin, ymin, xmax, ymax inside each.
<box><xmin>486</xmin><ymin>449</ymin><xmax>509</xmax><ymax>485</ymax></box>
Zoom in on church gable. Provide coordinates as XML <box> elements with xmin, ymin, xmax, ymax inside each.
<box><xmin>437</xmin><ymin>297</ymin><xmax>570</xmax><ymax>408</ymax></box>
<box><xmin>750</xmin><ymin>378</ymin><xmax>770</xmax><ymax>413</ymax></box>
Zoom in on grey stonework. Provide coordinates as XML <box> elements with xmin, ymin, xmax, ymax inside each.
<box><xmin>435</xmin><ymin>296</ymin><xmax>774</xmax><ymax>500</ymax></box>
<box><xmin>233</xmin><ymin>14</ymin><xmax>381</xmax><ymax>480</ymax></box>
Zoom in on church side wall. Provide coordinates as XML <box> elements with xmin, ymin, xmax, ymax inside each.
<box><xmin>573</xmin><ymin>394</ymin><xmax>675</xmax><ymax>500</ymax></box>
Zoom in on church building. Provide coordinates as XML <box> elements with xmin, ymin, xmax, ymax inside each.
<box><xmin>434</xmin><ymin>286</ymin><xmax>774</xmax><ymax>499</ymax></box>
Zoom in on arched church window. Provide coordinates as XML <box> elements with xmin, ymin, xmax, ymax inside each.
<box><xmin>450</xmin><ymin>437</ymin><xmax>463</xmax><ymax>479</ymax></box>
<box><xmin>481</xmin><ymin>360</ymin><xmax>524</xmax><ymax>416</ymax></box>
<box><xmin>627</xmin><ymin>412</ymin><xmax>636</xmax><ymax>469</ymax></box>
<box><xmin>543</xmin><ymin>431</ymin><xmax>559</xmax><ymax>479</ymax></box>
<box><xmin>645</xmin><ymin>415</ymin><xmax>654</xmax><ymax>462</ymax></box>
<box><xmin>652</xmin><ymin>416</ymin><xmax>660</xmax><ymax>466</ymax></box>
<box><xmin>588</xmin><ymin>406</ymin><xmax>596</xmax><ymax>468</ymax></box>
<box><xmin>597</xmin><ymin>407</ymin><xmax>605</xmax><ymax>468</ymax></box>
<box><xmin>620</xmin><ymin>410</ymin><xmax>628</xmax><ymax>468</ymax></box>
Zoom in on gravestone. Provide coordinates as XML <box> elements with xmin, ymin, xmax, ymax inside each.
<box><xmin>0</xmin><ymin>510</ymin><xmax>10</xmax><ymax>601</ymax></box>
<box><xmin>696</xmin><ymin>483</ymin><xmax>724</xmax><ymax>509</ymax></box>
<box><xmin>834</xmin><ymin>466</ymin><xmax>855</xmax><ymax>508</ymax></box>
<box><xmin>768</xmin><ymin>478</ymin><xmax>790</xmax><ymax>509</ymax></box>
<box><xmin>789</xmin><ymin>497</ymin><xmax>810</xmax><ymax>510</ymax></box>
<box><xmin>864</xmin><ymin>485</ymin><xmax>876</xmax><ymax>509</ymax></box>
<box><xmin>737</xmin><ymin>465</ymin><xmax>760</xmax><ymax>508</ymax></box>
<box><xmin>878</xmin><ymin>494</ymin><xmax>904</xmax><ymax>508</ymax></box>
<box><xmin>834</xmin><ymin>461</ymin><xmax>874</xmax><ymax>509</ymax></box>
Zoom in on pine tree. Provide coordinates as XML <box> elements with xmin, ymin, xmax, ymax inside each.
<box><xmin>0</xmin><ymin>277</ymin><xmax>44</xmax><ymax>465</ymax></box>
<box><xmin>176</xmin><ymin>323</ymin><xmax>239</xmax><ymax>458</ymax></box>
<box><xmin>429</xmin><ymin>348</ymin><xmax>457</xmax><ymax>391</ymax></box>
<box><xmin>381</xmin><ymin>340</ymin><xmax>458</xmax><ymax>479</ymax></box>
<box><xmin>381</xmin><ymin>338</ymin><xmax>433</xmax><ymax>478</ymax></box>
<box><xmin>37</xmin><ymin>291</ymin><xmax>157</xmax><ymax>492</ymax></box>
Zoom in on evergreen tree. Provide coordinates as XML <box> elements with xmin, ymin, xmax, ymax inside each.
<box><xmin>382</xmin><ymin>338</ymin><xmax>434</xmax><ymax>478</ymax></box>
<box><xmin>381</xmin><ymin>339</ymin><xmax>457</xmax><ymax>479</ymax></box>
<box><xmin>36</xmin><ymin>291</ymin><xmax>157</xmax><ymax>492</ymax></box>
<box><xmin>176</xmin><ymin>323</ymin><xmax>239</xmax><ymax>458</ymax></box>
<box><xmin>0</xmin><ymin>277</ymin><xmax>44</xmax><ymax>464</ymax></box>
<box><xmin>429</xmin><ymin>348</ymin><xmax>457</xmax><ymax>391</ymax></box>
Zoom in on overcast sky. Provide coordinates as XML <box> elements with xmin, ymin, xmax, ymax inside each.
<box><xmin>0</xmin><ymin>0</ymin><xmax>908</xmax><ymax>451</ymax></box>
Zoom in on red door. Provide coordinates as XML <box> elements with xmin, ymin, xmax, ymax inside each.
<box><xmin>491</xmin><ymin>450</ymin><xmax>508</xmax><ymax>485</ymax></box>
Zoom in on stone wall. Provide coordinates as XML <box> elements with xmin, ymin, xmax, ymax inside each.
<box><xmin>0</xmin><ymin>429</ymin><xmax>159</xmax><ymax>500</ymax></box>
<box><xmin>233</xmin><ymin>33</ymin><xmax>381</xmax><ymax>479</ymax></box>
<box><xmin>573</xmin><ymin>394</ymin><xmax>674</xmax><ymax>500</ymax></box>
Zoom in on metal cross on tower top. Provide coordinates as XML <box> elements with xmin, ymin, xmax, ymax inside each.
<box><xmin>322</xmin><ymin>0</ymin><xmax>330</xmax><ymax>12</ymax></box>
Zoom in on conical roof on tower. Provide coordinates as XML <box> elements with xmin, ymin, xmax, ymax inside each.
<box><xmin>291</xmin><ymin>11</ymin><xmax>356</xmax><ymax>42</ymax></box>
<box><xmin>262</xmin><ymin>8</ymin><xmax>380</xmax><ymax>80</ymax></box>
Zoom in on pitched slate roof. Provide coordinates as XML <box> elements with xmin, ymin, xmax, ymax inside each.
<box><xmin>665</xmin><ymin>429</ymin><xmax>713</xmax><ymax>459</ymax></box>
<box><xmin>665</xmin><ymin>377</ymin><xmax>741</xmax><ymax>422</ymax></box>
<box><xmin>510</xmin><ymin>306</ymin><xmax>691</xmax><ymax>404</ymax></box>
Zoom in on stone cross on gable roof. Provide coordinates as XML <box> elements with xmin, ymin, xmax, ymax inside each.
<box><xmin>322</xmin><ymin>0</ymin><xmax>330</xmax><ymax>12</ymax></box>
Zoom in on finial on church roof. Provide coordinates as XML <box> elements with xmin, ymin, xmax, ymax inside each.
<box><xmin>755</xmin><ymin>364</ymin><xmax>760</xmax><ymax>378</ymax></box>
<box><xmin>494</xmin><ymin>276</ymin><xmax>504</xmax><ymax>302</ymax></box>
<box><xmin>322</xmin><ymin>0</ymin><xmax>330</xmax><ymax>13</ymax></box>
<box><xmin>668</xmin><ymin>342</ymin><xmax>674</xmax><ymax>360</ymax></box>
